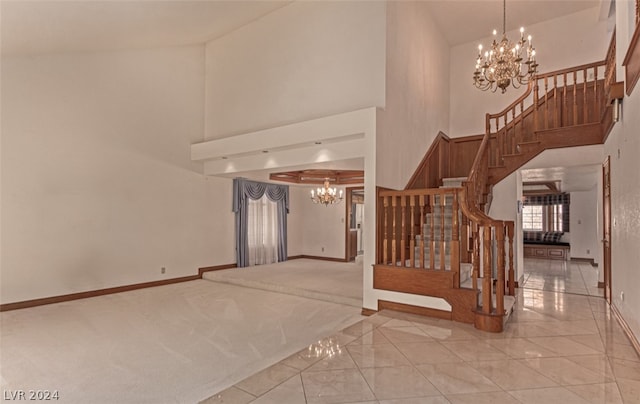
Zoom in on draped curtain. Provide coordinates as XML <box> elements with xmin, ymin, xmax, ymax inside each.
<box><xmin>247</xmin><ymin>195</ymin><xmax>278</xmax><ymax>266</ymax></box>
<box><xmin>233</xmin><ymin>178</ymin><xmax>289</xmax><ymax>267</ymax></box>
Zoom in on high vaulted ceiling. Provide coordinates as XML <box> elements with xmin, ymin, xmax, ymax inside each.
<box><xmin>0</xmin><ymin>0</ymin><xmax>291</xmax><ymax>55</ymax></box>
<box><xmin>1</xmin><ymin>0</ymin><xmax>605</xmax><ymax>55</ymax></box>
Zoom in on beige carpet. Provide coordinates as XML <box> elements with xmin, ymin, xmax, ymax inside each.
<box><xmin>203</xmin><ymin>258</ymin><xmax>363</xmax><ymax>307</ymax></box>
<box><xmin>0</xmin><ymin>277</ymin><xmax>363</xmax><ymax>403</ymax></box>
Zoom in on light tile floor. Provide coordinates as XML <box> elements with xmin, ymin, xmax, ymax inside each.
<box><xmin>521</xmin><ymin>258</ymin><xmax>603</xmax><ymax>296</ymax></box>
<box><xmin>204</xmin><ymin>272</ymin><xmax>639</xmax><ymax>403</ymax></box>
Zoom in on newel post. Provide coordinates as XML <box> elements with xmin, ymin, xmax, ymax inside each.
<box><xmin>495</xmin><ymin>222</ymin><xmax>505</xmax><ymax>315</ymax></box>
<box><xmin>506</xmin><ymin>221</ymin><xmax>515</xmax><ymax>296</ymax></box>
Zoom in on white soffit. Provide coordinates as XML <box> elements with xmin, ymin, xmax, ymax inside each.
<box><xmin>521</xmin><ymin>164</ymin><xmax>600</xmax><ymax>192</ymax></box>
<box><xmin>203</xmin><ymin>138</ymin><xmax>365</xmax><ymax>176</ymax></box>
<box><xmin>191</xmin><ymin>108</ymin><xmax>375</xmax><ymax>162</ymax></box>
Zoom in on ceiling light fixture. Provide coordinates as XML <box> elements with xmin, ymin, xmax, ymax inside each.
<box><xmin>473</xmin><ymin>0</ymin><xmax>538</xmax><ymax>93</ymax></box>
<box><xmin>310</xmin><ymin>178</ymin><xmax>343</xmax><ymax>206</ymax></box>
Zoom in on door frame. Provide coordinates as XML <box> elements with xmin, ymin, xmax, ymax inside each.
<box><xmin>344</xmin><ymin>186</ymin><xmax>364</xmax><ymax>261</ymax></box>
<box><xmin>602</xmin><ymin>156</ymin><xmax>612</xmax><ymax>303</ymax></box>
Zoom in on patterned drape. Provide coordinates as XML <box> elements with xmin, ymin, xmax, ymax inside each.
<box><xmin>232</xmin><ymin>178</ymin><xmax>289</xmax><ymax>267</ymax></box>
<box><xmin>523</xmin><ymin>193</ymin><xmax>570</xmax><ymax>232</ymax></box>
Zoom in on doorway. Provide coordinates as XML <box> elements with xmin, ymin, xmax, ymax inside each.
<box><xmin>345</xmin><ymin>187</ymin><xmax>364</xmax><ymax>262</ymax></box>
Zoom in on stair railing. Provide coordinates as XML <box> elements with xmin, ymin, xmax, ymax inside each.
<box><xmin>377</xmin><ymin>187</ymin><xmax>462</xmax><ymax>278</ymax></box>
<box><xmin>486</xmin><ymin>60</ymin><xmax>607</xmax><ymax>169</ymax></box>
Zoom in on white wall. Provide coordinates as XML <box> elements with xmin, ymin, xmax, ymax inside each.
<box><xmin>289</xmin><ymin>186</ymin><xmax>348</xmax><ymax>259</ymax></box>
<box><xmin>450</xmin><ymin>6</ymin><xmax>611</xmax><ymax>137</ymax></box>
<box><xmin>376</xmin><ymin>0</ymin><xmax>450</xmax><ymax>189</ymax></box>
<box><xmin>603</xmin><ymin>47</ymin><xmax>640</xmax><ymax>343</ymax></box>
<box><xmin>286</xmin><ymin>186</ymin><xmax>304</xmax><ymax>258</ymax></box>
<box><xmin>488</xmin><ymin>172</ymin><xmax>521</xmax><ymax>281</ymax></box>
<box><xmin>570</xmin><ymin>188</ymin><xmax>600</xmax><ymax>262</ymax></box>
<box><xmin>204</xmin><ymin>0</ymin><xmax>386</xmax><ymax>140</ymax></box>
<box><xmin>0</xmin><ymin>46</ymin><xmax>235</xmax><ymax>304</ymax></box>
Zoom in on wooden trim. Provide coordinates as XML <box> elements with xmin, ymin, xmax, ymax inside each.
<box><xmin>1</xmin><ymin>262</ymin><xmax>240</xmax><ymax>312</ymax></box>
<box><xmin>291</xmin><ymin>255</ymin><xmax>348</xmax><ymax>262</ymax></box>
<box><xmin>361</xmin><ymin>308</ymin><xmax>377</xmax><ymax>316</ymax></box>
<box><xmin>611</xmin><ymin>304</ymin><xmax>640</xmax><ymax>359</ymax></box>
<box><xmin>345</xmin><ymin>186</ymin><xmax>365</xmax><ymax>262</ymax></box>
<box><xmin>198</xmin><ymin>263</ymin><xmax>237</xmax><ymax>275</ymax></box>
<box><xmin>514</xmin><ymin>281</ymin><xmax>520</xmax><ymax>288</ymax></box>
<box><xmin>623</xmin><ymin>20</ymin><xmax>640</xmax><ymax>95</ymax></box>
<box><xmin>0</xmin><ymin>275</ymin><xmax>200</xmax><ymax>312</ymax></box>
<box><xmin>598</xmin><ymin>281</ymin><xmax>605</xmax><ymax>288</ymax></box>
<box><xmin>473</xmin><ymin>309</ymin><xmax>505</xmax><ymax>333</ymax></box>
<box><xmin>404</xmin><ymin>131</ymin><xmax>450</xmax><ymax>189</ymax></box>
<box><xmin>571</xmin><ymin>257</ymin><xmax>596</xmax><ymax>265</ymax></box>
<box><xmin>378</xmin><ymin>300</ymin><xmax>452</xmax><ymax>320</ymax></box>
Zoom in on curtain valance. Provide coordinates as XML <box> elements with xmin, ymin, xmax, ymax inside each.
<box><xmin>523</xmin><ymin>193</ymin><xmax>570</xmax><ymax>206</ymax></box>
<box><xmin>232</xmin><ymin>178</ymin><xmax>289</xmax><ymax>213</ymax></box>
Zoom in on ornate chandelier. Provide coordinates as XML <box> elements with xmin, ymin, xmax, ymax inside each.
<box><xmin>473</xmin><ymin>0</ymin><xmax>538</xmax><ymax>93</ymax></box>
<box><xmin>310</xmin><ymin>179</ymin><xmax>343</xmax><ymax>206</ymax></box>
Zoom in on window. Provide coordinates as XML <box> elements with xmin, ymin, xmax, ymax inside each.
<box><xmin>552</xmin><ymin>204</ymin><xmax>563</xmax><ymax>232</ymax></box>
<box><xmin>522</xmin><ymin>203</ymin><xmax>567</xmax><ymax>232</ymax></box>
<box><xmin>247</xmin><ymin>195</ymin><xmax>279</xmax><ymax>266</ymax></box>
<box><xmin>523</xmin><ymin>205</ymin><xmax>543</xmax><ymax>231</ymax></box>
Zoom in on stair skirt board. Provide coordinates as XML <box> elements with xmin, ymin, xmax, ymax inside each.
<box><xmin>373</xmin><ymin>264</ymin><xmax>478</xmax><ymax>324</ymax></box>
<box><xmin>374</xmin><ymin>264</ymin><xmax>516</xmax><ymax>330</ymax></box>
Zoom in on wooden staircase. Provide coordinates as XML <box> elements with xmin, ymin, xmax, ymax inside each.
<box><xmin>373</xmin><ymin>33</ymin><xmax>621</xmax><ymax>332</ymax></box>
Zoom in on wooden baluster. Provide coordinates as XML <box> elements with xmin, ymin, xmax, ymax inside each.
<box><xmin>553</xmin><ymin>75</ymin><xmax>558</xmax><ymax>128</ymax></box>
<box><xmin>440</xmin><ymin>193</ymin><xmax>446</xmax><ymax>271</ymax></box>
<box><xmin>563</xmin><ymin>72</ymin><xmax>567</xmax><ymax>127</ymax></box>
<box><xmin>400</xmin><ymin>196</ymin><xmax>406</xmax><ymax>267</ymax></box>
<box><xmin>430</xmin><ymin>195</ymin><xmax>435</xmax><ymax>270</ymax></box>
<box><xmin>583</xmin><ymin>69</ymin><xmax>588</xmax><ymax>123</ymax></box>
<box><xmin>511</xmin><ymin>107</ymin><xmax>517</xmax><ymax>154</ymax></box>
<box><xmin>383</xmin><ymin>196</ymin><xmax>389</xmax><ymax>265</ymax></box>
<box><xmin>472</xmin><ymin>222</ymin><xmax>479</xmax><ymax>291</ymax></box>
<box><xmin>496</xmin><ymin>222</ymin><xmax>505</xmax><ymax>315</ymax></box>
<box><xmin>593</xmin><ymin>66</ymin><xmax>599</xmax><ymax>122</ymax></box>
<box><xmin>494</xmin><ymin>117</ymin><xmax>500</xmax><ymax>166</ymax></box>
<box><xmin>409</xmin><ymin>195</ymin><xmax>416</xmax><ymax>268</ymax></box>
<box><xmin>519</xmin><ymin>101</ymin><xmax>524</xmax><ymax>143</ymax></box>
<box><xmin>451</xmin><ymin>191</ymin><xmax>460</xmax><ymax>286</ymax></box>
<box><xmin>419</xmin><ymin>195</ymin><xmax>425</xmax><ymax>269</ymax></box>
<box><xmin>573</xmin><ymin>70</ymin><xmax>578</xmax><ymax>125</ymax></box>
<box><xmin>544</xmin><ymin>77</ymin><xmax>549</xmax><ymax>129</ymax></box>
<box><xmin>533</xmin><ymin>81</ymin><xmax>539</xmax><ymax>131</ymax></box>
<box><xmin>502</xmin><ymin>115</ymin><xmax>508</xmax><ymax>163</ymax></box>
<box><xmin>391</xmin><ymin>196</ymin><xmax>397</xmax><ymax>266</ymax></box>
<box><xmin>482</xmin><ymin>225</ymin><xmax>493</xmax><ymax>313</ymax></box>
<box><xmin>507</xmin><ymin>221</ymin><xmax>515</xmax><ymax>296</ymax></box>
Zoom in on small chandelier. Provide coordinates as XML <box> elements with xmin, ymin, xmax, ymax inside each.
<box><xmin>473</xmin><ymin>0</ymin><xmax>538</xmax><ymax>93</ymax></box>
<box><xmin>310</xmin><ymin>179</ymin><xmax>343</xmax><ymax>206</ymax></box>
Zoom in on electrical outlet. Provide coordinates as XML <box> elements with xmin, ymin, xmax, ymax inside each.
<box><xmin>621</xmin><ymin>291</ymin><xmax>625</xmax><ymax>301</ymax></box>
<box><xmin>161</xmin><ymin>267</ymin><xmax>166</xmax><ymax>274</ymax></box>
